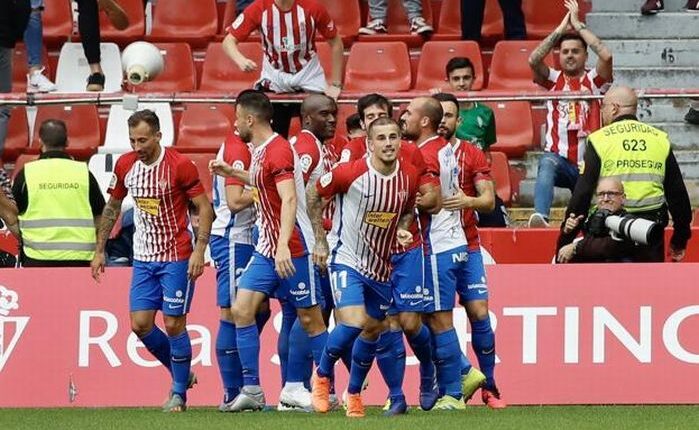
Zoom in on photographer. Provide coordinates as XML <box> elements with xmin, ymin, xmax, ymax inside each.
<box><xmin>558</xmin><ymin>178</ymin><xmax>637</xmax><ymax>263</ymax></box>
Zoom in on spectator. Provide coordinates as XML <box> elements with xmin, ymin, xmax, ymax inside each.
<box><xmin>223</xmin><ymin>0</ymin><xmax>344</xmax><ymax>138</ymax></box>
<box><xmin>461</xmin><ymin>0</ymin><xmax>526</xmax><ymax>41</ymax></box>
<box><xmin>359</xmin><ymin>0</ymin><xmax>433</xmax><ymax>35</ymax></box>
<box><xmin>527</xmin><ymin>0</ymin><xmax>613</xmax><ymax>227</ymax></box>
<box><xmin>345</xmin><ymin>112</ymin><xmax>364</xmax><ymax>139</ymax></box>
<box><xmin>0</xmin><ymin>167</ymin><xmax>18</xmax><ymax>234</ymax></box>
<box><xmin>557</xmin><ymin>85</ymin><xmax>691</xmax><ymax>263</ymax></box>
<box><xmin>24</xmin><ymin>1</ymin><xmax>56</xmax><ymax>93</ymax></box>
<box><xmin>1</xmin><ymin>0</ymin><xmax>31</xmax><ymax>157</ymax></box>
<box><xmin>641</xmin><ymin>0</ymin><xmax>699</xmax><ymax>14</ymax></box>
<box><xmin>685</xmin><ymin>103</ymin><xmax>699</xmax><ymax>125</ymax></box>
<box><xmin>557</xmin><ymin>178</ymin><xmax>637</xmax><ymax>263</ymax></box>
<box><xmin>12</xmin><ymin>119</ymin><xmax>105</xmax><ymax>267</ymax></box>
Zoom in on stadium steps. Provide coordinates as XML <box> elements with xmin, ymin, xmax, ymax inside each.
<box><xmin>592</xmin><ymin>0</ymin><xmax>690</xmax><ymax>12</ymax></box>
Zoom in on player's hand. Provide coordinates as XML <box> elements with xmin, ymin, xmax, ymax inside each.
<box><xmin>443</xmin><ymin>190</ymin><xmax>472</xmax><ymax>211</ymax></box>
<box><xmin>275</xmin><ymin>244</ymin><xmax>296</xmax><ymax>279</ymax></box>
<box><xmin>396</xmin><ymin>229</ymin><xmax>412</xmax><ymax>247</ymax></box>
<box><xmin>564</xmin><ymin>0</ymin><xmax>581</xmax><ymax>29</ymax></box>
<box><xmin>209</xmin><ymin>159</ymin><xmax>235</xmax><ymax>177</ymax></box>
<box><xmin>236</xmin><ymin>56</ymin><xmax>258</xmax><ymax>72</ymax></box>
<box><xmin>188</xmin><ymin>249</ymin><xmax>205</xmax><ymax>281</ymax></box>
<box><xmin>557</xmin><ymin>243</ymin><xmax>576</xmax><ymax>263</ymax></box>
<box><xmin>557</xmin><ymin>10</ymin><xmax>572</xmax><ymax>32</ymax></box>
<box><xmin>429</xmin><ymin>87</ymin><xmax>443</xmax><ymax>95</ymax></box>
<box><xmin>563</xmin><ymin>213</ymin><xmax>584</xmax><ymax>234</ymax></box>
<box><xmin>668</xmin><ymin>245</ymin><xmax>686</xmax><ymax>262</ymax></box>
<box><xmin>312</xmin><ymin>239</ymin><xmax>329</xmax><ymax>272</ymax></box>
<box><xmin>91</xmin><ymin>252</ymin><xmax>106</xmax><ymax>283</ymax></box>
<box><xmin>324</xmin><ymin>84</ymin><xmax>341</xmax><ymax>100</ymax></box>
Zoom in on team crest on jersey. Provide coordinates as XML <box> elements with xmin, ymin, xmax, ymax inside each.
<box><xmin>364</xmin><ymin>211</ymin><xmax>397</xmax><ymax>229</ymax></box>
<box><xmin>135</xmin><ymin>197</ymin><xmax>161</xmax><ymax>216</ymax></box>
<box><xmin>158</xmin><ymin>178</ymin><xmax>168</xmax><ymax>191</ymax></box>
<box><xmin>232</xmin><ymin>160</ymin><xmax>245</xmax><ymax>171</ymax></box>
<box><xmin>232</xmin><ymin>14</ymin><xmax>244</xmax><ymax>30</ymax></box>
<box><xmin>299</xmin><ymin>154</ymin><xmax>313</xmax><ymax>173</ymax></box>
<box><xmin>397</xmin><ymin>190</ymin><xmax>409</xmax><ymax>202</ymax></box>
<box><xmin>320</xmin><ymin>172</ymin><xmax>333</xmax><ymax>188</ymax></box>
<box><xmin>108</xmin><ymin>173</ymin><xmax>117</xmax><ymax>190</ymax></box>
<box><xmin>0</xmin><ymin>285</ymin><xmax>29</xmax><ymax>372</ymax></box>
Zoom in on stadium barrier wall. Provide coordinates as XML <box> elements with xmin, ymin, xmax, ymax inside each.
<box><xmin>1</xmin><ymin>264</ymin><xmax>698</xmax><ymax>407</ymax></box>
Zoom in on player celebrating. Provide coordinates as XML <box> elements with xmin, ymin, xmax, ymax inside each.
<box><xmin>91</xmin><ymin>110</ymin><xmax>214</xmax><ymax>412</ymax></box>
<box><xmin>309</xmin><ymin>117</ymin><xmax>421</xmax><ymax>418</ymax></box>
<box><xmin>434</xmin><ymin>93</ymin><xmax>506</xmax><ymax>408</ymax></box>
<box><xmin>209</xmin><ymin>90</ymin><xmax>328</xmax><ymax>412</ymax></box>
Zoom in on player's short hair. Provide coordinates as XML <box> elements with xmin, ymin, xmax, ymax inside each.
<box><xmin>127</xmin><ymin>109</ymin><xmax>161</xmax><ymax>133</ymax></box>
<box><xmin>419</xmin><ymin>97</ymin><xmax>444</xmax><ymax>131</ymax></box>
<box><xmin>432</xmin><ymin>92</ymin><xmax>460</xmax><ymax>114</ymax></box>
<box><xmin>358</xmin><ymin>93</ymin><xmax>393</xmax><ymax>122</ymax></box>
<box><xmin>367</xmin><ymin>116</ymin><xmax>400</xmax><ymax>138</ymax></box>
<box><xmin>445</xmin><ymin>57</ymin><xmax>475</xmax><ymax>79</ymax></box>
<box><xmin>236</xmin><ymin>89</ymin><xmax>274</xmax><ymax>122</ymax></box>
<box><xmin>345</xmin><ymin>113</ymin><xmax>362</xmax><ymax>134</ymax></box>
<box><xmin>558</xmin><ymin>33</ymin><xmax>588</xmax><ymax>51</ymax></box>
<box><xmin>38</xmin><ymin>119</ymin><xmax>68</xmax><ymax>148</ymax></box>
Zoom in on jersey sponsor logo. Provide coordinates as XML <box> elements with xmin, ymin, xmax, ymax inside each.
<box><xmin>251</xmin><ymin>187</ymin><xmax>260</xmax><ymax>203</ymax></box>
<box><xmin>452</xmin><ymin>251</ymin><xmax>469</xmax><ymax>263</ymax></box>
<box><xmin>232</xmin><ymin>13</ymin><xmax>244</xmax><ymax>30</ymax></box>
<box><xmin>134</xmin><ymin>197</ymin><xmax>161</xmax><ymax>216</ymax></box>
<box><xmin>614</xmin><ymin>159</ymin><xmax>663</xmax><ymax>170</ymax></box>
<box><xmin>299</xmin><ymin>154</ymin><xmax>313</xmax><ymax>174</ymax></box>
<box><xmin>364</xmin><ymin>211</ymin><xmax>397</xmax><ymax>229</ymax></box>
<box><xmin>0</xmin><ymin>285</ymin><xmax>30</xmax><ymax>372</ymax></box>
<box><xmin>319</xmin><ymin>172</ymin><xmax>333</xmax><ymax>188</ymax></box>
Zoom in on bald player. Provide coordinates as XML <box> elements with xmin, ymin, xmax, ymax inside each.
<box><xmin>558</xmin><ymin>85</ymin><xmax>691</xmax><ymax>262</ymax></box>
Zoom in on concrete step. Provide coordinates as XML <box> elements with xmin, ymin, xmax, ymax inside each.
<box><xmin>636</xmin><ymin>97</ymin><xmax>695</xmax><ymax>123</ymax></box>
<box><xmin>587</xmin><ymin>39</ymin><xmax>699</xmax><ymax>68</ymax></box>
<box><xmin>587</xmin><ymin>12</ymin><xmax>699</xmax><ymax>39</ymax></box>
<box><xmin>612</xmin><ymin>66</ymin><xmax>699</xmax><ymax>88</ymax></box>
<box><xmin>653</xmin><ymin>122</ymin><xmax>699</xmax><ymax>149</ymax></box>
<box><xmin>592</xmin><ymin>0</ymin><xmax>688</xmax><ymax>13</ymax></box>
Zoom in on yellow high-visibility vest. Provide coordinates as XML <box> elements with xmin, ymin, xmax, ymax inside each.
<box><xmin>589</xmin><ymin>119</ymin><xmax>669</xmax><ymax>212</ymax></box>
<box><xmin>18</xmin><ymin>158</ymin><xmax>96</xmax><ymax>261</ymax></box>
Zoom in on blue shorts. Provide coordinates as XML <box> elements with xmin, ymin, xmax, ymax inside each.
<box><xmin>318</xmin><ymin>268</ymin><xmax>334</xmax><ymax>313</ymax></box>
<box><xmin>388</xmin><ymin>246</ymin><xmax>425</xmax><ymax>315</ymax></box>
<box><xmin>423</xmin><ymin>245</ymin><xmax>468</xmax><ymax>313</ymax></box>
<box><xmin>329</xmin><ymin>263</ymin><xmax>392</xmax><ymax>321</ymax></box>
<box><xmin>130</xmin><ymin>260</ymin><xmax>194</xmax><ymax>316</ymax></box>
<box><xmin>457</xmin><ymin>249</ymin><xmax>489</xmax><ymax>303</ymax></box>
<box><xmin>239</xmin><ymin>252</ymin><xmax>322</xmax><ymax>309</ymax></box>
<box><xmin>210</xmin><ymin>236</ymin><xmax>255</xmax><ymax>308</ymax></box>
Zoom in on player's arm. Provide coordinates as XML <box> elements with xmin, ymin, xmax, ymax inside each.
<box><xmin>226</xmin><ymin>185</ymin><xmax>254</xmax><ymax>213</ymax></box>
<box><xmin>188</xmin><ymin>193</ymin><xmax>214</xmax><ymax>280</ymax></box>
<box><xmin>529</xmin><ymin>11</ymin><xmax>570</xmax><ymax>85</ymax></box>
<box><xmin>276</xmin><ymin>179</ymin><xmax>298</xmax><ymax>279</ymax></box>
<box><xmin>209</xmin><ymin>159</ymin><xmax>251</xmax><ymax>185</ymax></box>
<box><xmin>222</xmin><ymin>4</ymin><xmax>260</xmax><ymax>73</ymax></box>
<box><xmin>566</xmin><ymin>0</ymin><xmax>612</xmax><ymax>81</ymax></box>
<box><xmin>91</xmin><ymin>196</ymin><xmax>123</xmax><ymax>282</ymax></box>
<box><xmin>324</xmin><ymin>34</ymin><xmax>344</xmax><ymax>100</ymax></box>
<box><xmin>443</xmin><ymin>179</ymin><xmax>495</xmax><ymax>212</ymax></box>
<box><xmin>307</xmin><ymin>181</ymin><xmax>329</xmax><ymax>270</ymax></box>
<box><xmin>416</xmin><ymin>182</ymin><xmax>441</xmax><ymax>214</ymax></box>
<box><xmin>396</xmin><ymin>209</ymin><xmax>415</xmax><ymax>247</ymax></box>
<box><xmin>0</xmin><ymin>192</ymin><xmax>19</xmax><ymax>238</ymax></box>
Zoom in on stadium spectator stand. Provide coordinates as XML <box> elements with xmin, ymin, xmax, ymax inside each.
<box><xmin>98</xmin><ymin>0</ymin><xmax>146</xmax><ymax>45</ymax></box>
<box><xmin>41</xmin><ymin>0</ymin><xmax>73</xmax><ymax>49</ymax></box>
<box><xmin>485</xmin><ymin>101</ymin><xmax>534</xmax><ymax>158</ymax></box>
<box><xmin>316</xmin><ymin>41</ymin><xmax>345</xmax><ymax>86</ymax></box>
<box><xmin>357</xmin><ymin>0</ymin><xmax>434</xmax><ymax>48</ymax></box>
<box><xmin>414</xmin><ymin>40</ymin><xmax>484</xmax><ymax>91</ymax></box>
<box><xmin>2</xmin><ymin>108</ymin><xmax>29</xmax><ymax>163</ymax></box>
<box><xmin>147</xmin><ymin>0</ymin><xmax>218</xmax><ymax>48</ymax></box>
<box><xmin>29</xmin><ymin>105</ymin><xmax>101</xmax><ymax>160</ymax></box>
<box><xmin>344</xmin><ymin>42</ymin><xmax>411</xmax><ymax>92</ymax></box>
<box><xmin>488</xmin><ymin>40</ymin><xmax>554</xmax><ymax>91</ymax></box>
<box><xmin>186</xmin><ymin>152</ymin><xmax>215</xmax><ymax>201</ymax></box>
<box><xmin>102</xmin><ymin>103</ymin><xmax>174</xmax><ymax>153</ymax></box>
<box><xmin>55</xmin><ymin>43</ymin><xmax>123</xmax><ymax>93</ymax></box>
<box><xmin>126</xmin><ymin>43</ymin><xmax>196</xmax><ymax>93</ymax></box>
<box><xmin>11</xmin><ymin>44</ymin><xmax>51</xmax><ymax>93</ymax></box>
<box><xmin>489</xmin><ymin>150</ymin><xmax>512</xmax><ymax>205</ymax></box>
<box><xmin>175</xmin><ymin>103</ymin><xmax>235</xmax><ymax>153</ymax></box>
<box><xmin>199</xmin><ymin>42</ymin><xmax>262</xmax><ymax>93</ymax></box>
<box><xmin>322</xmin><ymin>0</ymin><xmax>361</xmax><ymax>46</ymax></box>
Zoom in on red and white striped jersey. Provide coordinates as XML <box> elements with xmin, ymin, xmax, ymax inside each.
<box><xmin>541</xmin><ymin>67</ymin><xmax>611</xmax><ymax>164</ymax></box>
<box><xmin>452</xmin><ymin>139</ymin><xmax>491</xmax><ymax>251</ymax></box>
<box><xmin>228</xmin><ymin>0</ymin><xmax>338</xmax><ymax>75</ymax></box>
<box><xmin>317</xmin><ymin>158</ymin><xmax>420</xmax><ymax>283</ymax></box>
<box><xmin>109</xmin><ymin>147</ymin><xmax>205</xmax><ymax>262</ymax></box>
<box><xmin>211</xmin><ymin>133</ymin><xmax>256</xmax><ymax>242</ymax></box>
<box><xmin>250</xmin><ymin>133</ymin><xmax>314</xmax><ymax>258</ymax></box>
<box><xmin>417</xmin><ymin>135</ymin><xmax>467</xmax><ymax>255</ymax></box>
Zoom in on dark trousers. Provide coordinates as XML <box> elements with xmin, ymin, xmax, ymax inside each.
<box><xmin>461</xmin><ymin>0</ymin><xmax>527</xmax><ymax>41</ymax></box>
<box><xmin>272</xmin><ymin>102</ymin><xmax>301</xmax><ymax>138</ymax></box>
<box><xmin>76</xmin><ymin>0</ymin><xmax>101</xmax><ymax>65</ymax></box>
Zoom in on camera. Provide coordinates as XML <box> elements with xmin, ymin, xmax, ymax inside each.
<box><xmin>588</xmin><ymin>209</ymin><xmax>662</xmax><ymax>245</ymax></box>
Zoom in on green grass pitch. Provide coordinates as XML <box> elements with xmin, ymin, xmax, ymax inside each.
<box><xmin>2</xmin><ymin>406</ymin><xmax>699</xmax><ymax>430</ymax></box>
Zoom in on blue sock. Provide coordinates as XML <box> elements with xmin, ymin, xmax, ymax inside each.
<box><xmin>256</xmin><ymin>308</ymin><xmax>271</xmax><ymax>334</ymax></box>
<box><xmin>460</xmin><ymin>353</ymin><xmax>473</xmax><ymax>375</ymax></box>
<box><xmin>433</xmin><ymin>329</ymin><xmax>463</xmax><ymax>399</ymax></box>
<box><xmin>236</xmin><ymin>324</ymin><xmax>260</xmax><ymax>386</ymax></box>
<box><xmin>169</xmin><ymin>331</ymin><xmax>192</xmax><ymax>400</ymax></box>
<box><xmin>407</xmin><ymin>324</ymin><xmax>434</xmax><ymax>390</ymax></box>
<box><xmin>340</xmin><ymin>346</ymin><xmax>353</xmax><ymax>372</ymax></box>
<box><xmin>277</xmin><ymin>302</ymin><xmax>296</xmax><ymax>385</ymax></box>
<box><xmin>317</xmin><ymin>323</ymin><xmax>361</xmax><ymax>378</ymax></box>
<box><xmin>216</xmin><ymin>319</ymin><xmax>241</xmax><ymax>402</ymax></box>
<box><xmin>348</xmin><ymin>336</ymin><xmax>378</xmax><ymax>394</ymax></box>
<box><xmin>309</xmin><ymin>330</ymin><xmax>329</xmax><ymax>366</ymax></box>
<box><xmin>471</xmin><ymin>317</ymin><xmax>496</xmax><ymax>389</ymax></box>
<box><xmin>286</xmin><ymin>318</ymin><xmax>311</xmax><ymax>383</ymax></box>
<box><xmin>140</xmin><ymin>326</ymin><xmax>172</xmax><ymax>373</ymax></box>
<box><xmin>377</xmin><ymin>330</ymin><xmax>405</xmax><ymax>397</ymax></box>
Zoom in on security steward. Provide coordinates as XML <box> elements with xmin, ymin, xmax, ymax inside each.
<box><xmin>557</xmin><ymin>85</ymin><xmax>691</xmax><ymax>262</ymax></box>
<box><xmin>12</xmin><ymin>119</ymin><xmax>105</xmax><ymax>267</ymax></box>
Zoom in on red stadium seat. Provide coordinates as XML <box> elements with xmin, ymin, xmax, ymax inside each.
<box><xmin>488</xmin><ymin>40</ymin><xmax>553</xmax><ymax>91</ymax></box>
<box><xmin>316</xmin><ymin>41</ymin><xmax>344</xmax><ymax>86</ymax></box>
<box><xmin>414</xmin><ymin>41</ymin><xmax>484</xmax><ymax>91</ymax></box>
<box><xmin>176</xmin><ymin>103</ymin><xmax>235</xmax><ymax>153</ymax></box>
<box><xmin>344</xmin><ymin>42</ymin><xmax>411</xmax><ymax>92</ymax></box>
<box><xmin>218</xmin><ymin>0</ymin><xmax>237</xmax><ymax>34</ymax></box>
<box><xmin>485</xmin><ymin>101</ymin><xmax>534</xmax><ymax>158</ymax></box>
<box><xmin>358</xmin><ymin>0</ymin><xmax>433</xmax><ymax>48</ymax></box>
<box><xmin>42</xmin><ymin>0</ymin><xmax>74</xmax><ymax>48</ymax></box>
<box><xmin>2</xmin><ymin>108</ymin><xmax>29</xmax><ymax>162</ymax></box>
<box><xmin>148</xmin><ymin>0</ymin><xmax>218</xmax><ymax>48</ymax></box>
<box><xmin>30</xmin><ymin>105</ymin><xmax>101</xmax><ymax>160</ymax></box>
<box><xmin>185</xmin><ymin>153</ymin><xmax>216</xmax><ymax>201</ymax></box>
<box><xmin>482</xmin><ymin>0</ymin><xmax>505</xmax><ymax>40</ymax></box>
<box><xmin>523</xmin><ymin>0</ymin><xmax>568</xmax><ymax>39</ymax></box>
<box><xmin>323</xmin><ymin>0</ymin><xmax>361</xmax><ymax>46</ymax></box>
<box><xmin>11</xmin><ymin>154</ymin><xmax>39</xmax><ymax>180</ymax></box>
<box><xmin>127</xmin><ymin>43</ymin><xmax>196</xmax><ymax>93</ymax></box>
<box><xmin>11</xmin><ymin>44</ymin><xmax>51</xmax><ymax>93</ymax></box>
<box><xmin>488</xmin><ymin>151</ymin><xmax>511</xmax><ymax>205</ymax></box>
<box><xmin>99</xmin><ymin>0</ymin><xmax>145</xmax><ymax>45</ymax></box>
<box><xmin>199</xmin><ymin>42</ymin><xmax>262</xmax><ymax>93</ymax></box>
<box><xmin>433</xmin><ymin>0</ymin><xmax>460</xmax><ymax>41</ymax></box>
